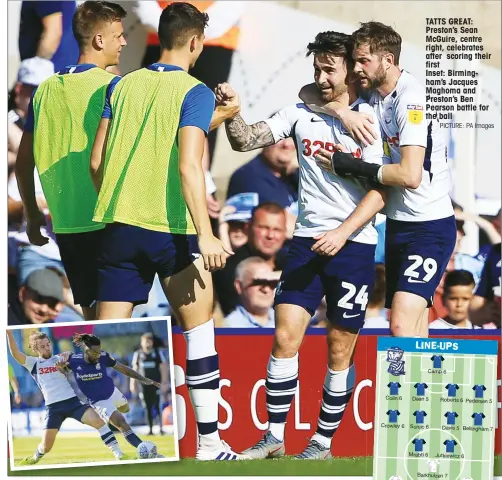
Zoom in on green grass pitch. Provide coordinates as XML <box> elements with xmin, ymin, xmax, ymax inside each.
<box><xmin>8</xmin><ymin>432</ymin><xmax>501</xmax><ymax>477</ymax></box>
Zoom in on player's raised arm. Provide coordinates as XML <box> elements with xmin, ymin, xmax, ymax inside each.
<box><xmin>299</xmin><ymin>82</ymin><xmax>377</xmax><ymax>146</ymax></box>
<box><xmin>113</xmin><ymin>361</ymin><xmax>161</xmax><ymax>388</ymax></box>
<box><xmin>222</xmin><ymin>84</ymin><xmax>275</xmax><ymax>151</ymax></box>
<box><xmin>7</xmin><ymin>330</ymin><xmax>27</xmax><ymax>365</ymax></box>
<box><xmin>209</xmin><ymin>82</ymin><xmax>241</xmax><ymax>132</ymax></box>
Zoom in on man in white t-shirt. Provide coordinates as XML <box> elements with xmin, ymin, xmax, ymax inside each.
<box><xmin>429</xmin><ymin>270</ymin><xmax>480</xmax><ymax>329</ymax></box>
<box><xmin>6</xmin><ymin>329</ymin><xmax>125</xmax><ymax>464</ymax></box>
<box><xmin>220</xmin><ymin>31</ymin><xmax>387</xmax><ymax>459</ymax></box>
<box><xmin>301</xmin><ymin>22</ymin><xmax>456</xmax><ymax>339</ymax></box>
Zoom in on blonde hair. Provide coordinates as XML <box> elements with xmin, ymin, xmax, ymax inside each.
<box><xmin>29</xmin><ymin>332</ymin><xmax>49</xmax><ymax>353</ymax></box>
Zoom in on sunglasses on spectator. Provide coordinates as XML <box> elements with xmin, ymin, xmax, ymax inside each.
<box><xmin>27</xmin><ymin>288</ymin><xmax>61</xmax><ymax>310</ymax></box>
<box><xmin>248</xmin><ymin>279</ymin><xmax>280</xmax><ymax>289</ymax></box>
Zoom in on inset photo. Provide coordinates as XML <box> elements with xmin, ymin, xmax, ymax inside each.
<box><xmin>7</xmin><ymin>317</ymin><xmax>178</xmax><ymax>470</ymax></box>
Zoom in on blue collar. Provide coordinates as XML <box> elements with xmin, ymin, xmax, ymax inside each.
<box><xmin>58</xmin><ymin>64</ymin><xmax>97</xmax><ymax>75</ymax></box>
<box><xmin>146</xmin><ymin>63</ymin><xmax>184</xmax><ymax>73</ymax></box>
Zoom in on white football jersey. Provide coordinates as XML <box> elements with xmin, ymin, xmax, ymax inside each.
<box><xmin>23</xmin><ymin>355</ymin><xmax>77</xmax><ymax>406</ymax></box>
<box><xmin>428</xmin><ymin>459</ymin><xmax>440</xmax><ymax>472</ymax></box>
<box><xmin>370</xmin><ymin>70</ymin><xmax>454</xmax><ymax>222</ymax></box>
<box><xmin>266</xmin><ymin>99</ymin><xmax>387</xmax><ymax>244</ymax></box>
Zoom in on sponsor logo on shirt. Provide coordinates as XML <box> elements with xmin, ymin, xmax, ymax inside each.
<box><xmin>39</xmin><ymin>366</ymin><xmax>59</xmax><ymax>374</ymax></box>
<box><xmin>76</xmin><ymin>372</ymin><xmax>103</xmax><ymax>381</ymax></box>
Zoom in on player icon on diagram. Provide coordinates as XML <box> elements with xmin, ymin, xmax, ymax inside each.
<box><xmin>386</xmin><ymin>410</ymin><xmax>400</xmax><ymax>423</ymax></box>
<box><xmin>427</xmin><ymin>459</ymin><xmax>440</xmax><ymax>472</ymax></box>
<box><xmin>472</xmin><ymin>412</ymin><xmax>486</xmax><ymax>426</ymax></box>
<box><xmin>412</xmin><ymin>438</ymin><xmax>426</xmax><ymax>452</ymax></box>
<box><xmin>431</xmin><ymin>355</ymin><xmax>445</xmax><ymax>369</ymax></box>
<box><xmin>444</xmin><ymin>411</ymin><xmax>459</xmax><ymax>425</ymax></box>
<box><xmin>388</xmin><ymin>382</ymin><xmax>401</xmax><ymax>395</ymax></box>
<box><xmin>413</xmin><ymin>410</ymin><xmax>427</xmax><ymax>424</ymax></box>
<box><xmin>473</xmin><ymin>384</ymin><xmax>486</xmax><ymax>399</ymax></box>
<box><xmin>446</xmin><ymin>383</ymin><xmax>460</xmax><ymax>397</ymax></box>
<box><xmin>388</xmin><ymin>476</ymin><xmax>403</xmax><ymax>480</ymax></box>
<box><xmin>414</xmin><ymin>382</ymin><xmax>428</xmax><ymax>396</ymax></box>
<box><xmin>443</xmin><ymin>439</ymin><xmax>458</xmax><ymax>453</ymax></box>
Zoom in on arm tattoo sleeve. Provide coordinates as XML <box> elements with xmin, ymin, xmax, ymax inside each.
<box><xmin>225</xmin><ymin>115</ymin><xmax>275</xmax><ymax>151</ymax></box>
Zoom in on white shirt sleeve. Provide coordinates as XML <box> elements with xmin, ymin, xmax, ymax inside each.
<box><xmin>395</xmin><ymin>86</ymin><xmax>427</xmax><ymax>148</ymax></box>
<box><xmin>264</xmin><ymin>105</ymin><xmax>300</xmax><ymax>143</ymax></box>
<box><xmin>359</xmin><ymin>103</ymin><xmax>389</xmax><ymax>166</ymax></box>
<box><xmin>23</xmin><ymin>356</ymin><xmax>38</xmax><ymax>372</ymax></box>
<box><xmin>133</xmin><ymin>1</ymin><xmax>163</xmax><ymax>31</ymax></box>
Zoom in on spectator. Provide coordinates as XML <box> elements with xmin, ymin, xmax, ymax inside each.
<box><xmin>363</xmin><ymin>264</ymin><xmax>388</xmax><ymax>328</ymax></box>
<box><xmin>224</xmin><ymin>257</ymin><xmax>277</xmax><ymax>328</ymax></box>
<box><xmin>8</xmin><ymin>269</ymin><xmax>65</xmax><ymax>326</ymax></box>
<box><xmin>429</xmin><ymin>270</ymin><xmax>480</xmax><ymax>330</ymax></box>
<box><xmin>213</xmin><ymin>202</ymin><xmax>287</xmax><ymax>316</ymax></box>
<box><xmin>470</xmin><ymin>242</ymin><xmax>501</xmax><ymax>328</ymax></box>
<box><xmin>218</xmin><ymin>193</ymin><xmax>258</xmax><ymax>251</ymax></box>
<box><xmin>18</xmin><ymin>1</ymin><xmax>78</xmax><ymax>72</ymax></box>
<box><xmin>429</xmin><ymin>221</ymin><xmax>485</xmax><ymax>322</ymax></box>
<box><xmin>226</xmin><ymin>138</ymin><xmax>299</xmax><ymax>236</ymax></box>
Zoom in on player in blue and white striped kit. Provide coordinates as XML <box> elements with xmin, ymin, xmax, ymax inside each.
<box><xmin>7</xmin><ymin>330</ymin><xmax>126</xmax><ymax>465</ymax></box>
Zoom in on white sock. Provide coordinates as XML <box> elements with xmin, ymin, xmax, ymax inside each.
<box><xmin>184</xmin><ymin>319</ymin><xmax>221</xmax><ymax>447</ymax></box>
<box><xmin>314</xmin><ymin>364</ymin><xmax>356</xmax><ymax>448</ymax></box>
<box><xmin>266</xmin><ymin>354</ymin><xmax>299</xmax><ymax>442</ymax></box>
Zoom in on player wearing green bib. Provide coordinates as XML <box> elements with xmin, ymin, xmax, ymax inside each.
<box><xmin>90</xmin><ymin>2</ymin><xmax>245</xmax><ymax>461</ymax></box>
<box><xmin>15</xmin><ymin>1</ymin><xmax>127</xmax><ymax>320</ymax></box>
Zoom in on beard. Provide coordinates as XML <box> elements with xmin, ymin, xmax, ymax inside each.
<box><xmin>318</xmin><ymin>82</ymin><xmax>348</xmax><ymax>102</ymax></box>
<box><xmin>362</xmin><ymin>62</ymin><xmax>387</xmax><ymax>90</ymax></box>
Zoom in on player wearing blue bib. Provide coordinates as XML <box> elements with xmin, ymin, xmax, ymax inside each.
<box><xmin>7</xmin><ymin>330</ymin><xmax>126</xmax><ymax>465</ymax></box>
<box><xmin>59</xmin><ymin>333</ymin><xmax>163</xmax><ymax>457</ymax></box>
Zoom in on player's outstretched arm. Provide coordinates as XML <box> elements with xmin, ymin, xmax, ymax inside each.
<box><xmin>113</xmin><ymin>362</ymin><xmax>161</xmax><ymax>388</ymax></box>
<box><xmin>299</xmin><ymin>83</ymin><xmax>377</xmax><ymax>146</ymax></box>
<box><xmin>15</xmin><ymin>131</ymin><xmax>48</xmax><ymax>247</ymax></box>
<box><xmin>90</xmin><ymin>118</ymin><xmax>111</xmax><ymax>193</ymax></box>
<box><xmin>210</xmin><ymin>83</ymin><xmax>241</xmax><ymax>131</ymax></box>
<box><xmin>7</xmin><ymin>330</ymin><xmax>27</xmax><ymax>365</ymax></box>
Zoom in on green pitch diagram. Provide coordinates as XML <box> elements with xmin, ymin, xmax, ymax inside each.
<box><xmin>373</xmin><ymin>337</ymin><xmax>498</xmax><ymax>480</ymax></box>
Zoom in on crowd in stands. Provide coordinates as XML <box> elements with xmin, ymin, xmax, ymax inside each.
<box><xmin>7</xmin><ymin>1</ymin><xmax>501</xmax><ymax>332</ymax></box>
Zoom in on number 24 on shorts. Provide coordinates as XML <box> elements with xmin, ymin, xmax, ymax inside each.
<box><xmin>404</xmin><ymin>255</ymin><xmax>438</xmax><ymax>284</ymax></box>
<box><xmin>338</xmin><ymin>282</ymin><xmax>369</xmax><ymax>312</ymax></box>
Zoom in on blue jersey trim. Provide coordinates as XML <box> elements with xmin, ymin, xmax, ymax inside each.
<box><xmin>58</xmin><ymin>64</ymin><xmax>97</xmax><ymax>75</ymax></box>
<box><xmin>146</xmin><ymin>63</ymin><xmax>184</xmax><ymax>73</ymax></box>
<box><xmin>101</xmin><ymin>75</ymin><xmax>122</xmax><ymax>119</ymax></box>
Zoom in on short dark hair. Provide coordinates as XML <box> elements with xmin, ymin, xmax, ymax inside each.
<box><xmin>158</xmin><ymin>2</ymin><xmax>209</xmax><ymax>50</ymax></box>
<box><xmin>369</xmin><ymin>263</ymin><xmax>386</xmax><ymax>307</ymax></box>
<box><xmin>251</xmin><ymin>202</ymin><xmax>285</xmax><ymax>222</ymax></box>
<box><xmin>73</xmin><ymin>1</ymin><xmax>127</xmax><ymax>49</ymax></box>
<box><xmin>443</xmin><ymin>270</ymin><xmax>475</xmax><ymax>295</ymax></box>
<box><xmin>306</xmin><ymin>31</ymin><xmax>352</xmax><ymax>63</ymax></box>
<box><xmin>73</xmin><ymin>333</ymin><xmax>101</xmax><ymax>350</ymax></box>
<box><xmin>351</xmin><ymin>21</ymin><xmax>402</xmax><ymax>65</ymax></box>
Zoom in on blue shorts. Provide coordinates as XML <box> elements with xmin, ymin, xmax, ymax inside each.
<box><xmin>56</xmin><ymin>230</ymin><xmax>105</xmax><ymax>307</ymax></box>
<box><xmin>44</xmin><ymin>396</ymin><xmax>89</xmax><ymax>430</ymax></box>
<box><xmin>385</xmin><ymin>215</ymin><xmax>456</xmax><ymax>308</ymax></box>
<box><xmin>274</xmin><ymin>236</ymin><xmax>376</xmax><ymax>330</ymax></box>
<box><xmin>97</xmin><ymin>223</ymin><xmax>199</xmax><ymax>304</ymax></box>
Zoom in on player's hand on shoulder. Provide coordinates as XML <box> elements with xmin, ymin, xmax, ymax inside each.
<box><xmin>26</xmin><ymin>210</ymin><xmax>49</xmax><ymax>246</ymax></box>
<box><xmin>311</xmin><ymin>228</ymin><xmax>349</xmax><ymax>256</ymax></box>
<box><xmin>339</xmin><ymin>109</ymin><xmax>377</xmax><ymax>146</ymax></box>
<box><xmin>198</xmin><ymin>234</ymin><xmax>234</xmax><ymax>272</ymax></box>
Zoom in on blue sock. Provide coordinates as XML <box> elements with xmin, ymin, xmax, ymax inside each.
<box><xmin>124</xmin><ymin>429</ymin><xmax>142</xmax><ymax>448</ymax></box>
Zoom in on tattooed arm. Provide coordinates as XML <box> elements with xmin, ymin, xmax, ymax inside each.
<box><xmin>225</xmin><ymin>115</ymin><xmax>276</xmax><ymax>152</ymax></box>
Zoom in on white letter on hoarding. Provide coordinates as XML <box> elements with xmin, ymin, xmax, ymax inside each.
<box><xmin>218</xmin><ymin>379</ymin><xmax>233</xmax><ymax>430</ymax></box>
<box><xmin>251</xmin><ymin>379</ymin><xmax>268</xmax><ymax>430</ymax></box>
<box><xmin>353</xmin><ymin>379</ymin><xmax>372</xmax><ymax>431</ymax></box>
<box><xmin>295</xmin><ymin>382</ymin><xmax>311</xmax><ymax>430</ymax></box>
<box><xmin>174</xmin><ymin>365</ymin><xmax>186</xmax><ymax>440</ymax></box>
